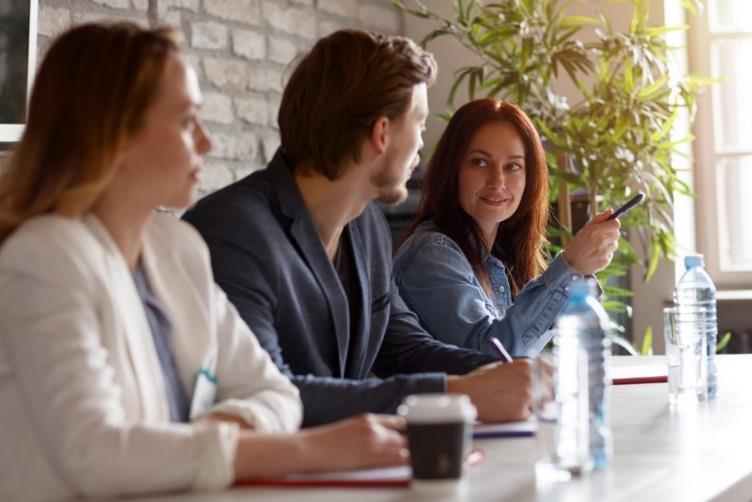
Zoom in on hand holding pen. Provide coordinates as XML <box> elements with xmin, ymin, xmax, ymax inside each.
<box><xmin>562</xmin><ymin>192</ymin><xmax>645</xmax><ymax>275</ymax></box>
<box><xmin>562</xmin><ymin>212</ymin><xmax>622</xmax><ymax>276</ymax></box>
<box><xmin>607</xmin><ymin>192</ymin><xmax>645</xmax><ymax>221</ymax></box>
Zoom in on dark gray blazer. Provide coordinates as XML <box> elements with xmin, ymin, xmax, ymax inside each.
<box><xmin>183</xmin><ymin>149</ymin><xmax>496</xmax><ymax>426</ymax></box>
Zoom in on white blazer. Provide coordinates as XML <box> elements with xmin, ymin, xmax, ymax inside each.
<box><xmin>0</xmin><ymin>213</ymin><xmax>302</xmax><ymax>502</ymax></box>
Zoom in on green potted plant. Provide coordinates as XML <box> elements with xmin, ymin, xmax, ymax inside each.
<box><xmin>396</xmin><ymin>0</ymin><xmax>711</xmax><ymax>350</ymax></box>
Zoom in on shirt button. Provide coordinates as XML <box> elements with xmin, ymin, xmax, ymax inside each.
<box><xmin>572</xmin><ymin>274</ymin><xmax>582</xmax><ymax>281</ymax></box>
<box><xmin>498</xmin><ymin>285</ymin><xmax>505</xmax><ymax>293</ymax></box>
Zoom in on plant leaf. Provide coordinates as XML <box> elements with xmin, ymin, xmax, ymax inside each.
<box><xmin>645</xmin><ymin>241</ymin><xmax>661</xmax><ymax>282</ymax></box>
<box><xmin>637</xmin><ymin>74</ymin><xmax>669</xmax><ymax>100</ymax></box>
<box><xmin>537</xmin><ymin>121</ymin><xmax>565</xmax><ymax>148</ymax></box>
<box><xmin>716</xmin><ymin>331</ymin><xmax>732</xmax><ymax>353</ymax></box>
<box><xmin>611</xmin><ymin>333</ymin><xmax>639</xmax><ymax>356</ymax></box>
<box><xmin>641</xmin><ymin>326</ymin><xmax>654</xmax><ymax>356</ymax></box>
<box><xmin>560</xmin><ymin>15</ymin><xmax>599</xmax><ymax>26</ymax></box>
<box><xmin>603</xmin><ymin>285</ymin><xmax>635</xmax><ymax>297</ymax></box>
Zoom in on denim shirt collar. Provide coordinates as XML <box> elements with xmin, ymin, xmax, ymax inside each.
<box><xmin>418</xmin><ymin>220</ymin><xmax>513</xmax><ymax>315</ymax></box>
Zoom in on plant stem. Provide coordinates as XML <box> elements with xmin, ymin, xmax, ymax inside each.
<box><xmin>589</xmin><ymin>184</ymin><xmax>599</xmax><ymax>217</ymax></box>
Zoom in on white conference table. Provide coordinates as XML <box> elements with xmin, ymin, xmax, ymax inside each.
<box><xmin>114</xmin><ymin>355</ymin><xmax>752</xmax><ymax>502</ymax></box>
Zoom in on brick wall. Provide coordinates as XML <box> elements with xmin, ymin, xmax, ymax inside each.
<box><xmin>1</xmin><ymin>0</ymin><xmax>403</xmax><ymax>193</ymax></box>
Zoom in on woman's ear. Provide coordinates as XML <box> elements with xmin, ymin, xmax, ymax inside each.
<box><xmin>112</xmin><ymin>147</ymin><xmax>128</xmax><ymax>171</ymax></box>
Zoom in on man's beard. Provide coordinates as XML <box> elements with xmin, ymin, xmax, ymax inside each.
<box><xmin>372</xmin><ymin>160</ymin><xmax>410</xmax><ymax>205</ymax></box>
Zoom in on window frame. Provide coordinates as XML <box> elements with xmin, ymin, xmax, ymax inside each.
<box><xmin>687</xmin><ymin>0</ymin><xmax>752</xmax><ymax>287</ymax></box>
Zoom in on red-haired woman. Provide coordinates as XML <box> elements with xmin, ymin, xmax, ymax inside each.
<box><xmin>394</xmin><ymin>99</ymin><xmax>620</xmax><ymax>357</ymax></box>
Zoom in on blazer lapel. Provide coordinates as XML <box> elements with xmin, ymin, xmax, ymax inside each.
<box><xmin>141</xmin><ymin>221</ymin><xmax>212</xmax><ymax>398</ymax></box>
<box><xmin>343</xmin><ymin>223</ymin><xmax>370</xmax><ymax>374</ymax></box>
<box><xmin>269</xmin><ymin>150</ymin><xmax>350</xmax><ymax>376</ymax></box>
<box><xmin>83</xmin><ymin>214</ymin><xmax>170</xmax><ymax>421</ymax></box>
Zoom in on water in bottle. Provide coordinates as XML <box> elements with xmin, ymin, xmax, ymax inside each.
<box><xmin>673</xmin><ymin>254</ymin><xmax>718</xmax><ymax>398</ymax></box>
<box><xmin>534</xmin><ymin>335</ymin><xmax>589</xmax><ymax>480</ymax></box>
<box><xmin>554</xmin><ymin>279</ymin><xmax>612</xmax><ymax>471</ymax></box>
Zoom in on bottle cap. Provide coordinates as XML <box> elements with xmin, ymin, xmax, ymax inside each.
<box><xmin>569</xmin><ymin>278</ymin><xmax>592</xmax><ymax>299</ymax></box>
<box><xmin>684</xmin><ymin>254</ymin><xmax>704</xmax><ymax>270</ymax></box>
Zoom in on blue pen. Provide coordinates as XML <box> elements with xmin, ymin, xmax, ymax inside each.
<box><xmin>488</xmin><ymin>338</ymin><xmax>512</xmax><ymax>363</ymax></box>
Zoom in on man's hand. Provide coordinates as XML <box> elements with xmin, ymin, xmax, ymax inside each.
<box><xmin>446</xmin><ymin>359</ymin><xmax>532</xmax><ymax>423</ymax></box>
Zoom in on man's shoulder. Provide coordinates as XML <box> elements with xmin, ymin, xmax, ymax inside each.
<box><xmin>183</xmin><ymin>169</ymin><xmax>278</xmax><ymax>230</ymax></box>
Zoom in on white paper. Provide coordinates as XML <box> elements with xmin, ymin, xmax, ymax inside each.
<box><xmin>610</xmin><ymin>364</ymin><xmax>668</xmax><ymax>382</ymax></box>
<box><xmin>474</xmin><ymin>418</ymin><xmax>536</xmax><ymax>435</ymax></box>
<box><xmin>282</xmin><ymin>465</ymin><xmax>410</xmax><ymax>482</ymax></box>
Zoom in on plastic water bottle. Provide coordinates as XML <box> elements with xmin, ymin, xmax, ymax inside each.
<box><xmin>673</xmin><ymin>254</ymin><xmax>718</xmax><ymax>398</ymax></box>
<box><xmin>554</xmin><ymin>279</ymin><xmax>612</xmax><ymax>470</ymax></box>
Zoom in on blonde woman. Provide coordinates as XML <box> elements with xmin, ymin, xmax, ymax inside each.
<box><xmin>0</xmin><ymin>23</ymin><xmax>405</xmax><ymax>502</ymax></box>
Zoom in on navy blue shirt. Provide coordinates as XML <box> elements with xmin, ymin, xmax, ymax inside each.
<box><xmin>133</xmin><ymin>263</ymin><xmax>190</xmax><ymax>422</ymax></box>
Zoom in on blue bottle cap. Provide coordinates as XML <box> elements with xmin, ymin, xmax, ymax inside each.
<box><xmin>684</xmin><ymin>254</ymin><xmax>704</xmax><ymax>270</ymax></box>
<box><xmin>569</xmin><ymin>278</ymin><xmax>592</xmax><ymax>299</ymax></box>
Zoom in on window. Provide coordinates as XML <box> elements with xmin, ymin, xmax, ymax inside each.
<box><xmin>689</xmin><ymin>0</ymin><xmax>752</xmax><ymax>286</ymax></box>
<box><xmin>0</xmin><ymin>0</ymin><xmax>38</xmax><ymax>142</ymax></box>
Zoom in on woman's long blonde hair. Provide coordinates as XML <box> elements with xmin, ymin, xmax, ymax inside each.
<box><xmin>0</xmin><ymin>22</ymin><xmax>179</xmax><ymax>243</ymax></box>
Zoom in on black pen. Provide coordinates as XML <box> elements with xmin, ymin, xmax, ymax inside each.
<box><xmin>607</xmin><ymin>192</ymin><xmax>645</xmax><ymax>220</ymax></box>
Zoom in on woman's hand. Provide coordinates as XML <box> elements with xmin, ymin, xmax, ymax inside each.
<box><xmin>233</xmin><ymin>413</ymin><xmax>407</xmax><ymax>480</ymax></box>
<box><xmin>301</xmin><ymin>413</ymin><xmax>408</xmax><ymax>471</ymax></box>
<box><xmin>562</xmin><ymin>210</ymin><xmax>621</xmax><ymax>276</ymax></box>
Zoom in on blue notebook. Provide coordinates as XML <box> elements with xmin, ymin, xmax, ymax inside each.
<box><xmin>473</xmin><ymin>419</ymin><xmax>536</xmax><ymax>439</ymax></box>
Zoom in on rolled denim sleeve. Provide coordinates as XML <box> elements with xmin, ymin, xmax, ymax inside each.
<box><xmin>395</xmin><ymin>235</ymin><xmax>585</xmax><ymax>357</ymax></box>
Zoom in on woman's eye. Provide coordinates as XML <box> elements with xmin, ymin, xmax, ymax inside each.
<box><xmin>507</xmin><ymin>163</ymin><xmax>523</xmax><ymax>171</ymax></box>
<box><xmin>471</xmin><ymin>158</ymin><xmax>488</xmax><ymax>168</ymax></box>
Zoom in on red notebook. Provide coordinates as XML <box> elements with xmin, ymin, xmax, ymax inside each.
<box><xmin>239</xmin><ymin>448</ymin><xmax>485</xmax><ymax>489</ymax></box>
<box><xmin>611</xmin><ymin>364</ymin><xmax>668</xmax><ymax>385</ymax></box>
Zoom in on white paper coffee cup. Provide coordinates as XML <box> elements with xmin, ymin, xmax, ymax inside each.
<box><xmin>398</xmin><ymin>394</ymin><xmax>477</xmax><ymax>488</ymax></box>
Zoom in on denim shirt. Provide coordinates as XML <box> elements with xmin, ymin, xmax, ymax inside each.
<box><xmin>394</xmin><ymin>221</ymin><xmax>594</xmax><ymax>357</ymax></box>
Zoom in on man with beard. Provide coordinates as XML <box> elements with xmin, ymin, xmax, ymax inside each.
<box><xmin>183</xmin><ymin>29</ymin><xmax>532</xmax><ymax>427</ymax></box>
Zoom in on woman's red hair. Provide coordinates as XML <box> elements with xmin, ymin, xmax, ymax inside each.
<box><xmin>403</xmin><ymin>99</ymin><xmax>550</xmax><ymax>297</ymax></box>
